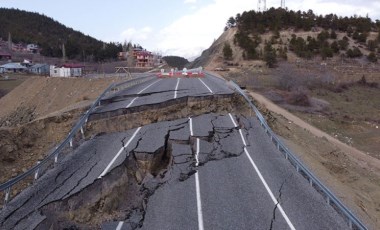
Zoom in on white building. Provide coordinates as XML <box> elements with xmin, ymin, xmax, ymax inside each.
<box><xmin>49</xmin><ymin>63</ymin><xmax>84</xmax><ymax>77</ymax></box>
<box><xmin>27</xmin><ymin>44</ymin><xmax>39</xmax><ymax>53</ymax></box>
<box><xmin>50</xmin><ymin>66</ymin><xmax>70</xmax><ymax>77</ymax></box>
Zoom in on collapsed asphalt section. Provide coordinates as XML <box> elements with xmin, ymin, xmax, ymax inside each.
<box><xmin>0</xmin><ymin>112</ymin><xmax>349</xmax><ymax>229</ymax></box>
<box><xmin>0</xmin><ymin>114</ymin><xmax>246</xmax><ymax>229</ymax></box>
<box><xmin>0</xmin><ymin>75</ymin><xmax>351</xmax><ymax>229</ymax></box>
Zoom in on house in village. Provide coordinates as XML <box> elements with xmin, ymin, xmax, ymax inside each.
<box><xmin>133</xmin><ymin>48</ymin><xmax>154</xmax><ymax>68</ymax></box>
<box><xmin>26</xmin><ymin>44</ymin><xmax>39</xmax><ymax>54</ymax></box>
<box><xmin>29</xmin><ymin>63</ymin><xmax>49</xmax><ymax>75</ymax></box>
<box><xmin>0</xmin><ymin>52</ymin><xmax>11</xmax><ymax>60</ymax></box>
<box><xmin>50</xmin><ymin>63</ymin><xmax>84</xmax><ymax>77</ymax></box>
<box><xmin>50</xmin><ymin>65</ymin><xmax>70</xmax><ymax>77</ymax></box>
<box><xmin>0</xmin><ymin>62</ymin><xmax>27</xmax><ymax>73</ymax></box>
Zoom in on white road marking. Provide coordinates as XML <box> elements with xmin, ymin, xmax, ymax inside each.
<box><xmin>196</xmin><ymin>138</ymin><xmax>200</xmax><ymax>166</ymax></box>
<box><xmin>126</xmin><ymin>97</ymin><xmax>138</xmax><ymax>108</ymax></box>
<box><xmin>198</xmin><ymin>78</ymin><xmax>213</xmax><ymax>94</ymax></box>
<box><xmin>239</xmin><ymin>129</ymin><xmax>247</xmax><ymax>146</ymax></box>
<box><xmin>189</xmin><ymin>117</ymin><xmax>194</xmax><ymax>136</ymax></box>
<box><xmin>138</xmin><ymin>79</ymin><xmax>161</xmax><ymax>94</ymax></box>
<box><xmin>229</xmin><ymin>113</ymin><xmax>238</xmax><ymax>127</ymax></box>
<box><xmin>228</xmin><ymin>114</ymin><xmax>295</xmax><ymax>230</ymax></box>
<box><xmin>195</xmin><ymin>138</ymin><xmax>204</xmax><ymax>230</ymax></box>
<box><xmin>116</xmin><ymin>221</ymin><xmax>124</xmax><ymax>230</ymax></box>
<box><xmin>98</xmin><ymin>127</ymin><xmax>142</xmax><ymax>178</ymax></box>
<box><xmin>244</xmin><ymin>147</ymin><xmax>296</xmax><ymax>230</ymax></box>
<box><xmin>126</xmin><ymin>79</ymin><xmax>161</xmax><ymax>108</ymax></box>
<box><xmin>174</xmin><ymin>78</ymin><xmax>180</xmax><ymax>99</ymax></box>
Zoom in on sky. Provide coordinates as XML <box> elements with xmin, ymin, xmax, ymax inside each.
<box><xmin>1</xmin><ymin>0</ymin><xmax>380</xmax><ymax>60</ymax></box>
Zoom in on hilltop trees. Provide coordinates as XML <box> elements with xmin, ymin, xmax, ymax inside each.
<box><xmin>225</xmin><ymin>8</ymin><xmax>379</xmax><ymax>64</ymax></box>
<box><xmin>162</xmin><ymin>56</ymin><xmax>189</xmax><ymax>69</ymax></box>
<box><xmin>263</xmin><ymin>42</ymin><xmax>277</xmax><ymax>68</ymax></box>
<box><xmin>0</xmin><ymin>8</ymin><xmax>122</xmax><ymax>61</ymax></box>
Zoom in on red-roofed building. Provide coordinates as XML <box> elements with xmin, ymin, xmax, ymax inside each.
<box><xmin>133</xmin><ymin>50</ymin><xmax>154</xmax><ymax>68</ymax></box>
<box><xmin>0</xmin><ymin>52</ymin><xmax>11</xmax><ymax>60</ymax></box>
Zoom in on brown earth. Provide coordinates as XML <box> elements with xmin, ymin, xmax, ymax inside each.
<box><xmin>0</xmin><ymin>75</ymin><xmax>125</xmax><ymax>189</ymax></box>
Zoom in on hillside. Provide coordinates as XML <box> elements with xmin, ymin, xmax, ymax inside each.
<box><xmin>162</xmin><ymin>56</ymin><xmax>189</xmax><ymax>69</ymax></box>
<box><xmin>0</xmin><ymin>8</ymin><xmax>121</xmax><ymax>61</ymax></box>
<box><xmin>193</xmin><ymin>8</ymin><xmax>380</xmax><ymax>70</ymax></box>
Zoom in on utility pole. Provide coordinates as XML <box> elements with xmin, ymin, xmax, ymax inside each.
<box><xmin>8</xmin><ymin>32</ymin><xmax>12</xmax><ymax>50</ymax></box>
<box><xmin>281</xmin><ymin>0</ymin><xmax>285</xmax><ymax>8</ymax></box>
<box><xmin>62</xmin><ymin>43</ymin><xmax>66</xmax><ymax>62</ymax></box>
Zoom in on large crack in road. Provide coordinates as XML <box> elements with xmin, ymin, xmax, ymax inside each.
<box><xmin>0</xmin><ymin>112</ymin><xmax>254</xmax><ymax>229</ymax></box>
<box><xmin>0</xmin><ymin>76</ymin><xmax>351</xmax><ymax>230</ymax></box>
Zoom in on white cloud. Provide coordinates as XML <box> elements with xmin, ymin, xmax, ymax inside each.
<box><xmin>184</xmin><ymin>0</ymin><xmax>197</xmax><ymax>4</ymax></box>
<box><xmin>120</xmin><ymin>26</ymin><xmax>153</xmax><ymax>43</ymax></box>
<box><xmin>155</xmin><ymin>0</ymin><xmax>253</xmax><ymax>58</ymax></box>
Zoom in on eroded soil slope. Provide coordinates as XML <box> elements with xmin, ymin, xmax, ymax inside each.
<box><xmin>0</xmin><ymin>76</ymin><xmax>124</xmax><ymax>186</ymax></box>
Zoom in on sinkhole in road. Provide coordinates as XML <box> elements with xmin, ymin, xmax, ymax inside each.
<box><xmin>36</xmin><ymin>93</ymin><xmax>253</xmax><ymax>229</ymax></box>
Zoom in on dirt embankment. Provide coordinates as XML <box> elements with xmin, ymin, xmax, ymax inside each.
<box><xmin>0</xmin><ymin>76</ymin><xmax>125</xmax><ymax>186</ymax></box>
<box><xmin>0</xmin><ymin>76</ymin><xmax>125</xmax><ymax>125</ymax></box>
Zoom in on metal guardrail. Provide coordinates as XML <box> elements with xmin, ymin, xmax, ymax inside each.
<box><xmin>0</xmin><ymin>75</ymin><xmax>154</xmax><ymax>207</ymax></box>
<box><xmin>229</xmin><ymin>80</ymin><xmax>367</xmax><ymax>230</ymax></box>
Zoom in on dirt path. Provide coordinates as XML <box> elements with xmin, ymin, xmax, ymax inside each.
<box><xmin>249</xmin><ymin>91</ymin><xmax>380</xmax><ymax>171</ymax></box>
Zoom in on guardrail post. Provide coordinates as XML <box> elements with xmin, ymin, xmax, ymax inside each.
<box><xmin>4</xmin><ymin>186</ymin><xmax>11</xmax><ymax>205</ymax></box>
<box><xmin>34</xmin><ymin>161</ymin><xmax>41</xmax><ymax>181</ymax></box>
<box><xmin>327</xmin><ymin>196</ymin><xmax>330</xmax><ymax>205</ymax></box>
<box><xmin>348</xmin><ymin>220</ymin><xmax>353</xmax><ymax>229</ymax></box>
<box><xmin>54</xmin><ymin>153</ymin><xmax>59</xmax><ymax>164</ymax></box>
<box><xmin>69</xmin><ymin>138</ymin><xmax>73</xmax><ymax>148</ymax></box>
<box><xmin>80</xmin><ymin>126</ymin><xmax>85</xmax><ymax>139</ymax></box>
<box><xmin>309</xmin><ymin>178</ymin><xmax>313</xmax><ymax>186</ymax></box>
<box><xmin>98</xmin><ymin>101</ymin><xmax>101</xmax><ymax>106</ymax></box>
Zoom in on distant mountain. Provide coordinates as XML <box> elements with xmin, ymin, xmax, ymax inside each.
<box><xmin>0</xmin><ymin>8</ymin><xmax>121</xmax><ymax>61</ymax></box>
<box><xmin>162</xmin><ymin>56</ymin><xmax>189</xmax><ymax>69</ymax></box>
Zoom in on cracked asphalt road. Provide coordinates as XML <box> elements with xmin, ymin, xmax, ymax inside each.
<box><xmin>92</xmin><ymin>74</ymin><xmax>234</xmax><ymax>115</ymax></box>
<box><xmin>0</xmin><ymin>74</ymin><xmax>349</xmax><ymax>229</ymax></box>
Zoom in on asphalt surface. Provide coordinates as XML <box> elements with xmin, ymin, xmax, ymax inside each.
<box><xmin>93</xmin><ymin>74</ymin><xmax>234</xmax><ymax>115</ymax></box>
<box><xmin>0</xmin><ymin>74</ymin><xmax>351</xmax><ymax>229</ymax></box>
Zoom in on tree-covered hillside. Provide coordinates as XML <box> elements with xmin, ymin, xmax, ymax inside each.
<box><xmin>0</xmin><ymin>8</ymin><xmax>122</xmax><ymax>61</ymax></box>
<box><xmin>162</xmin><ymin>56</ymin><xmax>189</xmax><ymax>69</ymax></box>
<box><xmin>225</xmin><ymin>8</ymin><xmax>380</xmax><ymax>66</ymax></box>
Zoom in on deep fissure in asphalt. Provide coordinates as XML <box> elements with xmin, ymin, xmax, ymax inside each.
<box><xmin>31</xmin><ymin>114</ymin><xmax>252</xmax><ymax>229</ymax></box>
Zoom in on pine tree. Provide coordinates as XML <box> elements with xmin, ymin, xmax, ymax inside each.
<box><xmin>223</xmin><ymin>42</ymin><xmax>233</xmax><ymax>60</ymax></box>
<box><xmin>263</xmin><ymin>42</ymin><xmax>277</xmax><ymax>68</ymax></box>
